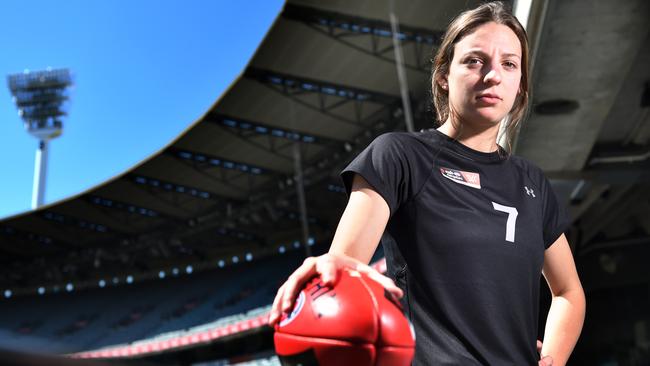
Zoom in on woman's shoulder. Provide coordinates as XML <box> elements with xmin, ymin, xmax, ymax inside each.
<box><xmin>373</xmin><ymin>130</ymin><xmax>422</xmax><ymax>142</ymax></box>
<box><xmin>370</xmin><ymin>130</ymin><xmax>441</xmax><ymax>150</ymax></box>
<box><xmin>508</xmin><ymin>154</ymin><xmax>549</xmax><ymax>186</ymax></box>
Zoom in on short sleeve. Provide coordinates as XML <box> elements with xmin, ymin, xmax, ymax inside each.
<box><xmin>540</xmin><ymin>174</ymin><xmax>571</xmax><ymax>249</ymax></box>
<box><xmin>340</xmin><ymin>132</ymin><xmax>425</xmax><ymax>216</ymax></box>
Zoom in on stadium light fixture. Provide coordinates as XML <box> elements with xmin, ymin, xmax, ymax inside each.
<box><xmin>172</xmin><ymin>267</ymin><xmax>180</xmax><ymax>276</ymax></box>
<box><xmin>218</xmin><ymin>260</ymin><xmax>225</xmax><ymax>268</ymax></box>
<box><xmin>133</xmin><ymin>175</ymin><xmax>211</xmax><ymax>200</ymax></box>
<box><xmin>6</xmin><ymin>68</ymin><xmax>73</xmax><ymax>208</ymax></box>
<box><xmin>232</xmin><ymin>256</ymin><xmax>239</xmax><ymax>264</ymax></box>
<box><xmin>65</xmin><ymin>283</ymin><xmax>74</xmax><ymax>292</ymax></box>
<box><xmin>217</xmin><ymin>116</ymin><xmax>318</xmax><ymax>146</ymax></box>
<box><xmin>174</xmin><ymin>149</ymin><xmax>266</xmax><ymax>175</ymax></box>
<box><xmin>112</xmin><ymin>277</ymin><xmax>119</xmax><ymax>285</ymax></box>
<box><xmin>279</xmin><ymin>246</ymin><xmax>286</xmax><ymax>254</ymax></box>
<box><xmin>89</xmin><ymin>196</ymin><xmax>158</xmax><ymax>218</ymax></box>
<box><xmin>4</xmin><ymin>290</ymin><xmax>11</xmax><ymax>298</ymax></box>
<box><xmin>158</xmin><ymin>271</ymin><xmax>166</xmax><ymax>279</ymax></box>
<box><xmin>185</xmin><ymin>265</ymin><xmax>193</xmax><ymax>274</ymax></box>
<box><xmin>37</xmin><ymin>287</ymin><xmax>45</xmax><ymax>295</ymax></box>
<box><xmin>126</xmin><ymin>275</ymin><xmax>134</xmax><ymax>284</ymax></box>
<box><xmin>245</xmin><ymin>253</ymin><xmax>253</xmax><ymax>262</ymax></box>
<box><xmin>98</xmin><ymin>279</ymin><xmax>106</xmax><ymax>288</ymax></box>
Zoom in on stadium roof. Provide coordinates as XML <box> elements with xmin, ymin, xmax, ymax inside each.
<box><xmin>1</xmin><ymin>0</ymin><xmax>649</xmax><ymax>295</ymax></box>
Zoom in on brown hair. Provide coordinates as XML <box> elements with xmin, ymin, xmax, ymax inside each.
<box><xmin>431</xmin><ymin>1</ymin><xmax>530</xmax><ymax>153</ymax></box>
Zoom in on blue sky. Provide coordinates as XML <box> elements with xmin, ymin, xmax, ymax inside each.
<box><xmin>0</xmin><ymin>0</ymin><xmax>283</xmax><ymax>219</ymax></box>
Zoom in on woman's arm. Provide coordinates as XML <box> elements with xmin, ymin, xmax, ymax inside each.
<box><xmin>540</xmin><ymin>233</ymin><xmax>586</xmax><ymax>366</ymax></box>
<box><xmin>329</xmin><ymin>174</ymin><xmax>391</xmax><ymax>263</ymax></box>
<box><xmin>269</xmin><ymin>173</ymin><xmax>397</xmax><ymax>324</ymax></box>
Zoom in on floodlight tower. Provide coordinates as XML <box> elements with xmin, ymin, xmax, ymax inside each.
<box><xmin>7</xmin><ymin>68</ymin><xmax>73</xmax><ymax>209</ymax></box>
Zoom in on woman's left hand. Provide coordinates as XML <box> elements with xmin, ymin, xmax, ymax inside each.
<box><xmin>538</xmin><ymin>340</ymin><xmax>553</xmax><ymax>366</ymax></box>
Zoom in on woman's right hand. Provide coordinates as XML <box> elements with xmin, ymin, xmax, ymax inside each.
<box><xmin>268</xmin><ymin>252</ymin><xmax>404</xmax><ymax>326</ymax></box>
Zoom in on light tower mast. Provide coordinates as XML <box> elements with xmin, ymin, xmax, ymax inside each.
<box><xmin>7</xmin><ymin>68</ymin><xmax>73</xmax><ymax>209</ymax></box>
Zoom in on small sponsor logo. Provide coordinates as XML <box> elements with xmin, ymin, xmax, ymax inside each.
<box><xmin>524</xmin><ymin>186</ymin><xmax>536</xmax><ymax>197</ymax></box>
<box><xmin>440</xmin><ymin>167</ymin><xmax>481</xmax><ymax>189</ymax></box>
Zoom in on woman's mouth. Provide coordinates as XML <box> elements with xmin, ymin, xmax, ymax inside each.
<box><xmin>476</xmin><ymin>93</ymin><xmax>501</xmax><ymax>104</ymax></box>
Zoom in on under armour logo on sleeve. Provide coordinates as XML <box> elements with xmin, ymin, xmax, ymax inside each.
<box><xmin>524</xmin><ymin>186</ymin><xmax>535</xmax><ymax>197</ymax></box>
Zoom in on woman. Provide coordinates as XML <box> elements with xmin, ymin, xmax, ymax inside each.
<box><xmin>269</xmin><ymin>2</ymin><xmax>585</xmax><ymax>365</ymax></box>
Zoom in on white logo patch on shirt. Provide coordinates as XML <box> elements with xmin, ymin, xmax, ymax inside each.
<box><xmin>524</xmin><ymin>186</ymin><xmax>536</xmax><ymax>197</ymax></box>
<box><xmin>440</xmin><ymin>167</ymin><xmax>481</xmax><ymax>189</ymax></box>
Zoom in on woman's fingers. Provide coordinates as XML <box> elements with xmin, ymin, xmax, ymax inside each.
<box><xmin>536</xmin><ymin>340</ymin><xmax>552</xmax><ymax>366</ymax></box>
<box><xmin>538</xmin><ymin>356</ymin><xmax>553</xmax><ymax>366</ymax></box>
<box><xmin>350</xmin><ymin>261</ymin><xmax>404</xmax><ymax>299</ymax></box>
<box><xmin>269</xmin><ymin>283</ymin><xmax>288</xmax><ymax>325</ymax></box>
<box><xmin>268</xmin><ymin>253</ymin><xmax>404</xmax><ymax>326</ymax></box>
<box><xmin>367</xmin><ymin>270</ymin><xmax>404</xmax><ymax>298</ymax></box>
<box><xmin>279</xmin><ymin>257</ymin><xmax>318</xmax><ymax>311</ymax></box>
<box><xmin>269</xmin><ymin>258</ymin><xmax>316</xmax><ymax>326</ymax></box>
<box><xmin>315</xmin><ymin>254</ymin><xmax>340</xmax><ymax>285</ymax></box>
<box><xmin>268</xmin><ymin>254</ymin><xmax>344</xmax><ymax>325</ymax></box>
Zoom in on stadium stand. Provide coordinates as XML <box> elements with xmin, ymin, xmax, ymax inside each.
<box><xmin>0</xmin><ymin>250</ymin><xmax>304</xmax><ymax>355</ymax></box>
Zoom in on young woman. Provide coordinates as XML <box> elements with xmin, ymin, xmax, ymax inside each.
<box><xmin>269</xmin><ymin>2</ymin><xmax>585</xmax><ymax>365</ymax></box>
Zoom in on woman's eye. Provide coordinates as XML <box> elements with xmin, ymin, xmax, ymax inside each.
<box><xmin>467</xmin><ymin>58</ymin><xmax>482</xmax><ymax>65</ymax></box>
<box><xmin>503</xmin><ymin>61</ymin><xmax>517</xmax><ymax>69</ymax></box>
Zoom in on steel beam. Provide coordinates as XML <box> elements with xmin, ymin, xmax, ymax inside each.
<box><xmin>206</xmin><ymin>113</ymin><xmax>342</xmax><ymax>146</ymax></box>
<box><xmin>86</xmin><ymin>195</ymin><xmax>160</xmax><ymax>219</ymax></box>
<box><xmin>177</xmin><ymin>100</ymin><xmax>403</xmax><ymax>242</ymax></box>
<box><xmin>0</xmin><ymin>225</ymin><xmax>71</xmax><ymax>253</ymax></box>
<box><xmin>282</xmin><ymin>3</ymin><xmax>442</xmax><ymax>72</ymax></box>
<box><xmin>245</xmin><ymin>68</ymin><xmax>399</xmax><ymax>127</ymax></box>
<box><xmin>164</xmin><ymin>147</ymin><xmax>271</xmax><ymax>195</ymax></box>
<box><xmin>39</xmin><ymin>210</ymin><xmax>111</xmax><ymax>234</ymax></box>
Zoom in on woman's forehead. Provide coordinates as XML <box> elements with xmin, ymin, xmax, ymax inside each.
<box><xmin>455</xmin><ymin>22</ymin><xmax>522</xmax><ymax>57</ymax></box>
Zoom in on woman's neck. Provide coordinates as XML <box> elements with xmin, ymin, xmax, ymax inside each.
<box><xmin>436</xmin><ymin>118</ymin><xmax>501</xmax><ymax>153</ymax></box>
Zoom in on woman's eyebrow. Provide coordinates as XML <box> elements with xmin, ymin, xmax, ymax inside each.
<box><xmin>462</xmin><ymin>49</ymin><xmax>521</xmax><ymax>59</ymax></box>
<box><xmin>462</xmin><ymin>49</ymin><xmax>488</xmax><ymax>58</ymax></box>
<box><xmin>502</xmin><ymin>53</ymin><xmax>521</xmax><ymax>60</ymax></box>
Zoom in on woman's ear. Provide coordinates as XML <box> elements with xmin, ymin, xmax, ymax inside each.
<box><xmin>438</xmin><ymin>76</ymin><xmax>448</xmax><ymax>90</ymax></box>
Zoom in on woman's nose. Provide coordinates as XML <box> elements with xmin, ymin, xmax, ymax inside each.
<box><xmin>483</xmin><ymin>68</ymin><xmax>502</xmax><ymax>85</ymax></box>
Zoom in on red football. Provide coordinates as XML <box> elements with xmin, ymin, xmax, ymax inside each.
<box><xmin>273</xmin><ymin>268</ymin><xmax>415</xmax><ymax>366</ymax></box>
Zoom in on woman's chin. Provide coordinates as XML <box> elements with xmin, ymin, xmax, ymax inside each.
<box><xmin>465</xmin><ymin>111</ymin><xmax>506</xmax><ymax>126</ymax></box>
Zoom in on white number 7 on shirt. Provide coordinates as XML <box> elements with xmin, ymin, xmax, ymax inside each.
<box><xmin>492</xmin><ymin>202</ymin><xmax>518</xmax><ymax>243</ymax></box>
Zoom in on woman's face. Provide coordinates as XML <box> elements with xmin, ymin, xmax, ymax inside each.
<box><xmin>442</xmin><ymin>21</ymin><xmax>522</xmax><ymax>127</ymax></box>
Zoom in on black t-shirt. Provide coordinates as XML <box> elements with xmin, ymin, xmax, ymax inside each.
<box><xmin>341</xmin><ymin>129</ymin><xmax>569</xmax><ymax>365</ymax></box>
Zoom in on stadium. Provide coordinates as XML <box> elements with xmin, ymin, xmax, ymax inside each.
<box><xmin>1</xmin><ymin>0</ymin><xmax>649</xmax><ymax>365</ymax></box>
